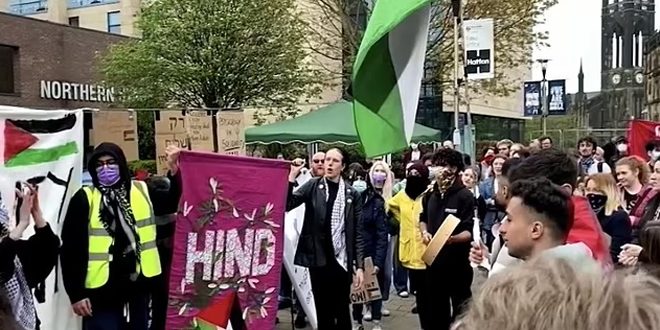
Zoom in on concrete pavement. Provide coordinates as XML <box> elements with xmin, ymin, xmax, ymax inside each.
<box><xmin>275</xmin><ymin>268</ymin><xmax>488</xmax><ymax>330</ymax></box>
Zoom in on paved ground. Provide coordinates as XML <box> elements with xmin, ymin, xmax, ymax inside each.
<box><xmin>276</xmin><ymin>269</ymin><xmax>488</xmax><ymax>330</ymax></box>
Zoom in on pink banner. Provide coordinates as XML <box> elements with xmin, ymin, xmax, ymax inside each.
<box><xmin>167</xmin><ymin>151</ymin><xmax>289</xmax><ymax>330</ymax></box>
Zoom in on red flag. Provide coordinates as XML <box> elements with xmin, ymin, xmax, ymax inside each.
<box><xmin>627</xmin><ymin>119</ymin><xmax>660</xmax><ymax>159</ymax></box>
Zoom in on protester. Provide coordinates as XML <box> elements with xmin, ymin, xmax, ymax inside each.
<box><xmin>635</xmin><ymin>221</ymin><xmax>660</xmax><ymax>271</ymax></box>
<box><xmin>479</xmin><ymin>155</ymin><xmax>507</xmax><ymax>248</ymax></box>
<box><xmin>455</xmin><ymin>258</ymin><xmax>660</xmax><ymax>330</ymax></box>
<box><xmin>462</xmin><ymin>166</ymin><xmax>487</xmax><ymax>230</ymax></box>
<box><xmin>578</xmin><ymin>136</ymin><xmax>611</xmax><ymax>174</ymax></box>
<box><xmin>529</xmin><ymin>139</ymin><xmax>541</xmax><ymax>151</ymax></box>
<box><xmin>387</xmin><ymin>162</ymin><xmax>429</xmax><ymax>321</ymax></box>
<box><xmin>585</xmin><ymin>174</ymin><xmax>632</xmax><ymax>263</ymax></box>
<box><xmin>352</xmin><ymin>161</ymin><xmax>391</xmax><ymax>330</ymax></box>
<box><xmin>478</xmin><ymin>147</ymin><xmax>495</xmax><ymax>181</ymax></box>
<box><xmin>287</xmin><ymin>148</ymin><xmax>364</xmax><ymax>330</ymax></box>
<box><xmin>418</xmin><ymin>148</ymin><xmax>475</xmax><ymax>330</ymax></box>
<box><xmin>403</xmin><ymin>143</ymin><xmax>424</xmax><ymax>165</ymax></box>
<box><xmin>539</xmin><ymin>136</ymin><xmax>553</xmax><ymax>149</ymax></box>
<box><xmin>442</xmin><ymin>141</ymin><xmax>454</xmax><ymax>149</ymax></box>
<box><xmin>146</xmin><ymin>175</ymin><xmax>180</xmax><ymax>330</ymax></box>
<box><xmin>61</xmin><ymin>143</ymin><xmax>181</xmax><ymax>330</ymax></box>
<box><xmin>471</xmin><ymin>149</ymin><xmax>612</xmax><ymax>271</ymax></box>
<box><xmin>311</xmin><ymin>152</ymin><xmax>326</xmax><ymax>177</ymax></box>
<box><xmin>496</xmin><ymin>139</ymin><xmax>513</xmax><ymax>157</ymax></box>
<box><xmin>595</xmin><ymin>146</ymin><xmax>606</xmax><ymax>162</ymax></box>
<box><xmin>0</xmin><ymin>186</ymin><xmax>59</xmax><ymax>330</ymax></box>
<box><xmin>501</xmin><ymin>178</ymin><xmax>592</xmax><ymax>263</ymax></box>
<box><xmin>506</xmin><ymin>149</ymin><xmax>611</xmax><ymax>266</ymax></box>
<box><xmin>616</xmin><ymin>156</ymin><xmax>650</xmax><ymax>212</ymax></box>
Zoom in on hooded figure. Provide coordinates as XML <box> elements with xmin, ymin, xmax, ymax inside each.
<box><xmin>61</xmin><ymin>143</ymin><xmax>181</xmax><ymax>330</ymax></box>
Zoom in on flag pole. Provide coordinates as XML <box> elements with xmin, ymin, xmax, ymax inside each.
<box><xmin>452</xmin><ymin>0</ymin><xmax>462</xmax><ymax>150</ymax></box>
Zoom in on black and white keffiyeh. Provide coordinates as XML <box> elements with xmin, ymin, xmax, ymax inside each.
<box><xmin>325</xmin><ymin>178</ymin><xmax>347</xmax><ymax>270</ymax></box>
<box><xmin>0</xmin><ymin>197</ymin><xmax>36</xmax><ymax>330</ymax></box>
<box><xmin>98</xmin><ymin>184</ymin><xmax>141</xmax><ymax>281</ymax></box>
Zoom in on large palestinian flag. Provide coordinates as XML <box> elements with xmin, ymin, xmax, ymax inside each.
<box><xmin>0</xmin><ymin>106</ymin><xmax>83</xmax><ymax>330</ymax></box>
<box><xmin>1</xmin><ymin>113</ymin><xmax>78</xmax><ymax>167</ymax></box>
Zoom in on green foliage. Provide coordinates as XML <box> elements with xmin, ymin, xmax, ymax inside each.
<box><xmin>128</xmin><ymin>159</ymin><xmax>157</xmax><ymax>174</ymax></box>
<box><xmin>100</xmin><ymin>0</ymin><xmax>325</xmax><ymax>109</ymax></box>
<box><xmin>137</xmin><ymin>111</ymin><xmax>155</xmax><ymax>160</ymax></box>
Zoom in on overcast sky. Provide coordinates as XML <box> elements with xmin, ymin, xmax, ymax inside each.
<box><xmin>530</xmin><ymin>0</ymin><xmax>659</xmax><ymax>93</ymax></box>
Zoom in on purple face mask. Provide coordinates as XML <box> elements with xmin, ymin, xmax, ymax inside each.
<box><xmin>96</xmin><ymin>164</ymin><xmax>121</xmax><ymax>187</ymax></box>
<box><xmin>371</xmin><ymin>172</ymin><xmax>387</xmax><ymax>188</ymax></box>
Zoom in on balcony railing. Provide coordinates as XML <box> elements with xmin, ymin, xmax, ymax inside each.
<box><xmin>9</xmin><ymin>0</ymin><xmax>47</xmax><ymax>15</ymax></box>
<box><xmin>68</xmin><ymin>0</ymin><xmax>119</xmax><ymax>9</ymax></box>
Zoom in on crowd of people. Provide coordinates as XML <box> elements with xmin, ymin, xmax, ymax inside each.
<box><xmin>6</xmin><ymin>133</ymin><xmax>660</xmax><ymax>330</ymax></box>
<box><xmin>280</xmin><ymin>134</ymin><xmax>660</xmax><ymax>330</ymax></box>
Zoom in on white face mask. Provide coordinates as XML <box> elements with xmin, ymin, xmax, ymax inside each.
<box><xmin>352</xmin><ymin>180</ymin><xmax>367</xmax><ymax>193</ymax></box>
<box><xmin>652</xmin><ymin>150</ymin><xmax>660</xmax><ymax>161</ymax></box>
<box><xmin>617</xmin><ymin>143</ymin><xmax>628</xmax><ymax>153</ymax></box>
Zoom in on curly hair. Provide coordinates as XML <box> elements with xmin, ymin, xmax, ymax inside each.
<box><xmin>432</xmin><ymin>148</ymin><xmax>465</xmax><ymax>172</ymax></box>
<box><xmin>455</xmin><ymin>258</ymin><xmax>660</xmax><ymax>330</ymax></box>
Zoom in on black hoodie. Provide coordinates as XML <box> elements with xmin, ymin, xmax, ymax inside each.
<box><xmin>61</xmin><ymin>143</ymin><xmax>181</xmax><ymax>307</ymax></box>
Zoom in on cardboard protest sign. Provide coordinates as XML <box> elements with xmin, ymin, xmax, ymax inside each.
<box><xmin>350</xmin><ymin>257</ymin><xmax>382</xmax><ymax>304</ymax></box>
<box><xmin>282</xmin><ymin>171</ymin><xmax>318</xmax><ymax>328</ymax></box>
<box><xmin>167</xmin><ymin>151</ymin><xmax>289</xmax><ymax>330</ymax></box>
<box><xmin>0</xmin><ymin>106</ymin><xmax>83</xmax><ymax>330</ymax></box>
<box><xmin>422</xmin><ymin>215</ymin><xmax>460</xmax><ymax>265</ymax></box>
<box><xmin>217</xmin><ymin>111</ymin><xmax>245</xmax><ymax>156</ymax></box>
<box><xmin>91</xmin><ymin>110</ymin><xmax>139</xmax><ymax>161</ymax></box>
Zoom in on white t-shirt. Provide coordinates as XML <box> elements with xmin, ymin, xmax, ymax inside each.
<box><xmin>584</xmin><ymin>161</ymin><xmax>611</xmax><ymax>175</ymax></box>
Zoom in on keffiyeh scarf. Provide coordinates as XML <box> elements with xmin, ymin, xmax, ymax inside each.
<box><xmin>98</xmin><ymin>184</ymin><xmax>141</xmax><ymax>281</ymax></box>
<box><xmin>0</xmin><ymin>197</ymin><xmax>36</xmax><ymax>330</ymax></box>
<box><xmin>325</xmin><ymin>178</ymin><xmax>347</xmax><ymax>270</ymax></box>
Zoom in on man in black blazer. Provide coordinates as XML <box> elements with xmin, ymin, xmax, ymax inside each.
<box><xmin>287</xmin><ymin>148</ymin><xmax>365</xmax><ymax>330</ymax></box>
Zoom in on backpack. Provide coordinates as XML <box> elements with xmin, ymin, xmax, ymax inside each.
<box><xmin>597</xmin><ymin>162</ymin><xmax>604</xmax><ymax>173</ymax></box>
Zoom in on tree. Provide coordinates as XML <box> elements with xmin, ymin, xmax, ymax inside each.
<box><xmin>304</xmin><ymin>0</ymin><xmax>556</xmax><ymax>98</ymax></box>
<box><xmin>101</xmin><ymin>0</ymin><xmax>325</xmax><ymax>110</ymax></box>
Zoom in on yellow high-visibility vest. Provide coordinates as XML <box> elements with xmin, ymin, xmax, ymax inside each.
<box><xmin>83</xmin><ymin>181</ymin><xmax>161</xmax><ymax>289</ymax></box>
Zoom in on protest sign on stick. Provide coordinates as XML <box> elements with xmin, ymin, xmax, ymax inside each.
<box><xmin>349</xmin><ymin>257</ymin><xmax>382</xmax><ymax>305</ymax></box>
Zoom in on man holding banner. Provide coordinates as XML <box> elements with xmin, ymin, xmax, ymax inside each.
<box><xmin>61</xmin><ymin>143</ymin><xmax>181</xmax><ymax>330</ymax></box>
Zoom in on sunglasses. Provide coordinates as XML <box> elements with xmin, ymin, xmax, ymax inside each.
<box><xmin>313</xmin><ymin>159</ymin><xmax>324</xmax><ymax>164</ymax></box>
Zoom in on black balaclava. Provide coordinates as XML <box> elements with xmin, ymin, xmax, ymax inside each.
<box><xmin>88</xmin><ymin>142</ymin><xmax>131</xmax><ymax>190</ymax></box>
<box><xmin>405</xmin><ymin>162</ymin><xmax>430</xmax><ymax>199</ymax></box>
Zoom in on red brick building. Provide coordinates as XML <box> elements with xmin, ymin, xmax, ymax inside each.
<box><xmin>0</xmin><ymin>12</ymin><xmax>139</xmax><ymax>161</ymax></box>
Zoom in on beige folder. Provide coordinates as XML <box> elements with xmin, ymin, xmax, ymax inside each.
<box><xmin>422</xmin><ymin>215</ymin><xmax>460</xmax><ymax>265</ymax></box>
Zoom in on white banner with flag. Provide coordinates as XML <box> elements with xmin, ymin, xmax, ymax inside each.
<box><xmin>283</xmin><ymin>171</ymin><xmax>318</xmax><ymax>329</ymax></box>
<box><xmin>0</xmin><ymin>106</ymin><xmax>83</xmax><ymax>330</ymax></box>
<box><xmin>464</xmin><ymin>18</ymin><xmax>495</xmax><ymax>80</ymax></box>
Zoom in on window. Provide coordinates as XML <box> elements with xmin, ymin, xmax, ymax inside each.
<box><xmin>9</xmin><ymin>0</ymin><xmax>47</xmax><ymax>15</ymax></box>
<box><xmin>69</xmin><ymin>16</ymin><xmax>79</xmax><ymax>27</ymax></box>
<box><xmin>68</xmin><ymin>0</ymin><xmax>118</xmax><ymax>9</ymax></box>
<box><xmin>107</xmin><ymin>11</ymin><xmax>121</xmax><ymax>34</ymax></box>
<box><xmin>0</xmin><ymin>45</ymin><xmax>17</xmax><ymax>94</ymax></box>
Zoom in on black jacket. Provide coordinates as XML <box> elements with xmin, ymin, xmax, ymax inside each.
<box><xmin>286</xmin><ymin>177</ymin><xmax>365</xmax><ymax>271</ymax></box>
<box><xmin>596</xmin><ymin>209</ymin><xmax>632</xmax><ymax>263</ymax></box>
<box><xmin>420</xmin><ymin>181</ymin><xmax>476</xmax><ymax>268</ymax></box>
<box><xmin>360</xmin><ymin>189</ymin><xmax>388</xmax><ymax>270</ymax></box>
<box><xmin>61</xmin><ymin>143</ymin><xmax>181</xmax><ymax>307</ymax></box>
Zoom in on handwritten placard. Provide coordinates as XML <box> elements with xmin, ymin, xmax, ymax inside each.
<box><xmin>217</xmin><ymin>111</ymin><xmax>245</xmax><ymax>156</ymax></box>
<box><xmin>154</xmin><ymin>111</ymin><xmax>188</xmax><ymax>175</ymax></box>
<box><xmin>185</xmin><ymin>112</ymin><xmax>214</xmax><ymax>152</ymax></box>
<box><xmin>350</xmin><ymin>257</ymin><xmax>382</xmax><ymax>304</ymax></box>
<box><xmin>91</xmin><ymin>110</ymin><xmax>139</xmax><ymax>161</ymax></box>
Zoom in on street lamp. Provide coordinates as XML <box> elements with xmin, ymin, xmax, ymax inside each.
<box><xmin>537</xmin><ymin>59</ymin><xmax>550</xmax><ymax>135</ymax></box>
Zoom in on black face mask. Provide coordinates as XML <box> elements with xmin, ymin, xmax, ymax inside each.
<box><xmin>405</xmin><ymin>176</ymin><xmax>428</xmax><ymax>199</ymax></box>
<box><xmin>587</xmin><ymin>193</ymin><xmax>608</xmax><ymax>213</ymax></box>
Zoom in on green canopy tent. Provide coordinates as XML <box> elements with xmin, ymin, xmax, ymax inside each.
<box><xmin>246</xmin><ymin>100</ymin><xmax>440</xmax><ymax>145</ymax></box>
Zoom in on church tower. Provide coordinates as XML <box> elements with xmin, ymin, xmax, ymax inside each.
<box><xmin>595</xmin><ymin>0</ymin><xmax>654</xmax><ymax>128</ymax></box>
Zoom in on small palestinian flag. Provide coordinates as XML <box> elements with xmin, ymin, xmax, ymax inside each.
<box><xmin>193</xmin><ymin>290</ymin><xmax>235</xmax><ymax>330</ymax></box>
<box><xmin>1</xmin><ymin>113</ymin><xmax>79</xmax><ymax>167</ymax></box>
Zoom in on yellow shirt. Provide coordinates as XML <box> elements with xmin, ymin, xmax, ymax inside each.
<box><xmin>387</xmin><ymin>191</ymin><xmax>426</xmax><ymax>270</ymax></box>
